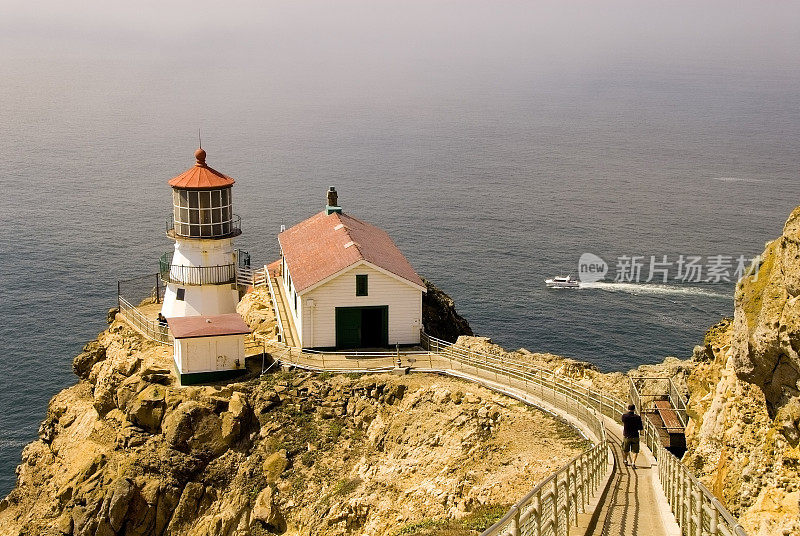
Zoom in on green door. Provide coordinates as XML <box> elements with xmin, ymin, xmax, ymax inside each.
<box><xmin>335</xmin><ymin>306</ymin><xmax>389</xmax><ymax>349</ymax></box>
<box><xmin>361</xmin><ymin>306</ymin><xmax>388</xmax><ymax>347</ymax></box>
<box><xmin>335</xmin><ymin>307</ymin><xmax>362</xmax><ymax>349</ymax></box>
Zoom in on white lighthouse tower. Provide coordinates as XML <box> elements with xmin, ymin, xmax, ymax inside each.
<box><xmin>161</xmin><ymin>148</ymin><xmax>250</xmax><ymax>385</ymax></box>
<box><xmin>161</xmin><ymin>147</ymin><xmax>240</xmax><ymax>317</ymax></box>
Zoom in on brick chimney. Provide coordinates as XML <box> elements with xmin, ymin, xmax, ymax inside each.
<box><xmin>326</xmin><ymin>187</ymin><xmax>342</xmax><ymax>215</ymax></box>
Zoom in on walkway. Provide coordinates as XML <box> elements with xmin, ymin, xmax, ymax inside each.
<box><xmin>574</xmin><ymin>414</ymin><xmax>677</xmax><ymax>536</ymax></box>
<box><xmin>272</xmin><ymin>345</ymin><xmax>680</xmax><ymax>536</ymax></box>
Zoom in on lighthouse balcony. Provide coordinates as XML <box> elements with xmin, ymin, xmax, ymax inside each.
<box><xmin>159</xmin><ymin>252</ymin><xmax>237</xmax><ymax>286</ymax></box>
<box><xmin>166</xmin><ymin>214</ymin><xmax>242</xmax><ymax>240</ymax></box>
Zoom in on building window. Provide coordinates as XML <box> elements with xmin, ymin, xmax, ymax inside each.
<box><xmin>356</xmin><ymin>274</ymin><xmax>368</xmax><ymax>296</ymax></box>
<box><xmin>176</xmin><ymin>288</ymin><xmax>185</xmax><ymax>301</ymax></box>
<box><xmin>293</xmin><ymin>292</ymin><xmax>297</xmax><ymax>311</ymax></box>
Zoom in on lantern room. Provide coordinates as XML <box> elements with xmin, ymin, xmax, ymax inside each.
<box><xmin>167</xmin><ymin>148</ymin><xmax>242</xmax><ymax>240</ymax></box>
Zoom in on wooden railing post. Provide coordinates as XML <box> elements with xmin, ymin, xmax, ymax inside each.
<box><xmin>510</xmin><ymin>506</ymin><xmax>521</xmax><ymax>536</ymax></box>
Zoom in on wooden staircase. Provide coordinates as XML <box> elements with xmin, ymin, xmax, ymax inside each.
<box><xmin>268</xmin><ymin>273</ymin><xmax>300</xmax><ymax>348</ymax></box>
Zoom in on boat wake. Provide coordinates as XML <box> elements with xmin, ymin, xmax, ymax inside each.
<box><xmin>711</xmin><ymin>177</ymin><xmax>763</xmax><ymax>183</ymax></box>
<box><xmin>580</xmin><ymin>281</ymin><xmax>731</xmax><ymax>300</ymax></box>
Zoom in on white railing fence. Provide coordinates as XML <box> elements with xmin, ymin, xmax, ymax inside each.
<box><xmin>418</xmin><ymin>333</ymin><xmax>610</xmax><ymax>536</ymax></box>
<box><xmin>419</xmin><ymin>333</ymin><xmax>747</xmax><ymax>536</ymax></box>
<box><xmin>117</xmin><ymin>296</ymin><xmax>173</xmax><ymax>345</ymax></box>
<box><xmin>238</xmin><ymin>265</ymin><xmax>267</xmax><ymax>287</ymax></box>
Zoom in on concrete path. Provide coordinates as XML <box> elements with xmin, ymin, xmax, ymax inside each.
<box><xmin>575</xmin><ymin>415</ymin><xmax>679</xmax><ymax>536</ymax></box>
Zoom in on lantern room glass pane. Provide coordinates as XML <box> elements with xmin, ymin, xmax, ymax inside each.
<box><xmin>211</xmin><ymin>190</ymin><xmax>221</xmax><ymax>207</ymax></box>
<box><xmin>200</xmin><ymin>209</ymin><xmax>211</xmax><ymax>225</ymax></box>
<box><xmin>199</xmin><ymin>191</ymin><xmax>211</xmax><ymax>209</ymax></box>
<box><xmin>212</xmin><ymin>208</ymin><xmax>222</xmax><ymax>224</ymax></box>
<box><xmin>188</xmin><ymin>191</ymin><xmax>199</xmax><ymax>208</ymax></box>
<box><xmin>179</xmin><ymin>190</ymin><xmax>189</xmax><ymax>207</ymax></box>
<box><xmin>221</xmin><ymin>189</ymin><xmax>229</xmax><ymax>207</ymax></box>
<box><xmin>189</xmin><ymin>209</ymin><xmax>199</xmax><ymax>224</ymax></box>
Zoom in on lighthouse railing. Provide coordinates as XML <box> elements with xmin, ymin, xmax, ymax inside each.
<box><xmin>117</xmin><ymin>296</ymin><xmax>173</xmax><ymax>345</ymax></box>
<box><xmin>159</xmin><ymin>252</ymin><xmax>237</xmax><ymax>286</ymax></box>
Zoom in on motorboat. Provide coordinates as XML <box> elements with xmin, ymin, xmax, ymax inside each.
<box><xmin>545</xmin><ymin>274</ymin><xmax>580</xmax><ymax>288</ymax></box>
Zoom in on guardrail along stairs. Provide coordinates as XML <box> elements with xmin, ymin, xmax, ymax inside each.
<box><xmin>262</xmin><ymin>327</ymin><xmax>747</xmax><ymax>536</ymax></box>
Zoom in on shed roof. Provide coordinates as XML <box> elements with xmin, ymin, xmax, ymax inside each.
<box><xmin>167</xmin><ymin>313</ymin><xmax>250</xmax><ymax>339</ymax></box>
<box><xmin>168</xmin><ymin>148</ymin><xmax>235</xmax><ymax>190</ymax></box>
<box><xmin>278</xmin><ymin>211</ymin><xmax>424</xmax><ymax>293</ymax></box>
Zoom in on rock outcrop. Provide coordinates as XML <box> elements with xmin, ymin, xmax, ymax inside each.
<box><xmin>6</xmin><ymin>224</ymin><xmax>798</xmax><ymax>536</ymax></box>
<box><xmin>422</xmin><ymin>279</ymin><xmax>473</xmax><ymax>342</ymax></box>
<box><xmin>0</xmin><ymin>307</ymin><xmax>585</xmax><ymax>535</ymax></box>
<box><xmin>681</xmin><ymin>208</ymin><xmax>800</xmax><ymax>536</ymax></box>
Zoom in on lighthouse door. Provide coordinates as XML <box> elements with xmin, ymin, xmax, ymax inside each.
<box><xmin>236</xmin><ymin>249</ymin><xmax>251</xmax><ymax>268</ymax></box>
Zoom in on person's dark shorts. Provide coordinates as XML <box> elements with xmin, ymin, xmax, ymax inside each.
<box><xmin>622</xmin><ymin>437</ymin><xmax>640</xmax><ymax>453</ymax></box>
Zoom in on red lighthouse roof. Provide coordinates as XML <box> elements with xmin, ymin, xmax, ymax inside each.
<box><xmin>168</xmin><ymin>148</ymin><xmax>236</xmax><ymax>190</ymax></box>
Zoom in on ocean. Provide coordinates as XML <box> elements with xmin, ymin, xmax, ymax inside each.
<box><xmin>1</xmin><ymin>0</ymin><xmax>799</xmax><ymax>496</ymax></box>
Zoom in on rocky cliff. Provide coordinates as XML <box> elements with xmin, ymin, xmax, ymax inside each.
<box><xmin>422</xmin><ymin>279</ymin><xmax>474</xmax><ymax>343</ymax></box>
<box><xmin>0</xmin><ymin>295</ymin><xmax>584</xmax><ymax>536</ymax></box>
<box><xmin>4</xmin><ymin>217</ymin><xmax>798</xmax><ymax>535</ymax></box>
<box><xmin>681</xmin><ymin>208</ymin><xmax>800</xmax><ymax>536</ymax></box>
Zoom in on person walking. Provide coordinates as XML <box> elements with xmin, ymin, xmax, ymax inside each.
<box><xmin>621</xmin><ymin>403</ymin><xmax>644</xmax><ymax>468</ymax></box>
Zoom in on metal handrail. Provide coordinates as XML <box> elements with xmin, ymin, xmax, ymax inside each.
<box><xmin>420</xmin><ymin>333</ymin><xmax>747</xmax><ymax>536</ymax></box>
<box><xmin>117</xmin><ymin>296</ymin><xmax>172</xmax><ymax>345</ymax></box>
<box><xmin>418</xmin><ymin>332</ymin><xmax>611</xmax><ymax>536</ymax></box>
<box><xmin>629</xmin><ymin>375</ymin><xmax>688</xmax><ymax>428</ymax></box>
<box><xmin>158</xmin><ymin>251</ymin><xmax>237</xmax><ymax>286</ymax></box>
<box><xmin>302</xmin><ymin>347</ymin><xmax>431</xmax><ymax>357</ymax></box>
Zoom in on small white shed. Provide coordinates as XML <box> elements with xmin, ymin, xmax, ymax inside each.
<box><xmin>276</xmin><ymin>188</ymin><xmax>425</xmax><ymax>349</ymax></box>
<box><xmin>167</xmin><ymin>313</ymin><xmax>250</xmax><ymax>385</ymax></box>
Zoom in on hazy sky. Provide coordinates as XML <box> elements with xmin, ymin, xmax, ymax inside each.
<box><xmin>2</xmin><ymin>1</ymin><xmax>799</xmax><ymax>77</ymax></box>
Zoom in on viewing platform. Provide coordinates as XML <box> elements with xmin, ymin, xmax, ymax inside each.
<box><xmin>158</xmin><ymin>251</ymin><xmax>237</xmax><ymax>286</ymax></box>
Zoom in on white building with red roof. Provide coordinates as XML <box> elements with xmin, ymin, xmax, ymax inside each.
<box><xmin>274</xmin><ymin>188</ymin><xmax>425</xmax><ymax>349</ymax></box>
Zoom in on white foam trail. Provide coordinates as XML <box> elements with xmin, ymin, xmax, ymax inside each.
<box><xmin>711</xmin><ymin>177</ymin><xmax>763</xmax><ymax>183</ymax></box>
<box><xmin>580</xmin><ymin>281</ymin><xmax>731</xmax><ymax>299</ymax></box>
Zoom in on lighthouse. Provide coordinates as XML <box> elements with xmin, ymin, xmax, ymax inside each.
<box><xmin>161</xmin><ymin>148</ymin><xmax>250</xmax><ymax>385</ymax></box>
<box><xmin>161</xmin><ymin>148</ymin><xmax>241</xmax><ymax>317</ymax></box>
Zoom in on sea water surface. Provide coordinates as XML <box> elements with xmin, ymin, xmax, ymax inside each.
<box><xmin>1</xmin><ymin>0</ymin><xmax>799</xmax><ymax>496</ymax></box>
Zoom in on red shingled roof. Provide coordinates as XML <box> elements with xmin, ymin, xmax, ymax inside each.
<box><xmin>167</xmin><ymin>313</ymin><xmax>250</xmax><ymax>339</ymax></box>
<box><xmin>168</xmin><ymin>148</ymin><xmax>235</xmax><ymax>190</ymax></box>
<box><xmin>278</xmin><ymin>211</ymin><xmax>425</xmax><ymax>293</ymax></box>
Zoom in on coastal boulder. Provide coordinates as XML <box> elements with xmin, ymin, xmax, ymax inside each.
<box><xmin>252</xmin><ymin>486</ymin><xmax>286</xmax><ymax>533</ymax></box>
<box><xmin>127</xmin><ymin>384</ymin><xmax>167</xmax><ymax>433</ymax></box>
<box><xmin>422</xmin><ymin>279</ymin><xmax>473</xmax><ymax>342</ymax></box>
<box><xmin>103</xmin><ymin>478</ymin><xmax>135</xmax><ymax>532</ymax></box>
<box><xmin>73</xmin><ymin>340</ymin><xmax>107</xmax><ymax>379</ymax></box>
<box><xmin>262</xmin><ymin>450</ymin><xmax>289</xmax><ymax>483</ymax></box>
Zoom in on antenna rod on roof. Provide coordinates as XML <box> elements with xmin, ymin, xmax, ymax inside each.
<box><xmin>198</xmin><ymin>128</ymin><xmax>202</xmax><ymax>149</ymax></box>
